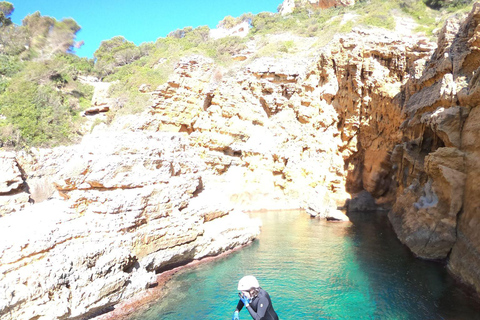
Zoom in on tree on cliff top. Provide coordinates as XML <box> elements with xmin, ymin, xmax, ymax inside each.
<box><xmin>217</xmin><ymin>14</ymin><xmax>253</xmax><ymax>29</ymax></box>
<box><xmin>0</xmin><ymin>1</ymin><xmax>13</xmax><ymax>27</ymax></box>
<box><xmin>22</xmin><ymin>12</ymin><xmax>82</xmax><ymax>58</ymax></box>
<box><xmin>93</xmin><ymin>36</ymin><xmax>145</xmax><ymax>76</ymax></box>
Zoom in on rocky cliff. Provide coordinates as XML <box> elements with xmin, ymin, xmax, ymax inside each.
<box><xmin>132</xmin><ymin>26</ymin><xmax>434</xmax><ymax>219</ymax></box>
<box><xmin>388</xmin><ymin>3</ymin><xmax>480</xmax><ymax>294</ymax></box>
<box><xmin>0</xmin><ymin>22</ymin><xmax>442</xmax><ymax>320</ymax></box>
<box><xmin>0</xmin><ymin>130</ymin><xmax>260</xmax><ymax>320</ymax></box>
<box><xmin>3</xmin><ymin>3</ymin><xmax>480</xmax><ymax>319</ymax></box>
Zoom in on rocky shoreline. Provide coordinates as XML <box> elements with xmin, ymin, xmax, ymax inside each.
<box><xmin>92</xmin><ymin>242</ymin><xmax>254</xmax><ymax>320</ymax></box>
<box><xmin>0</xmin><ymin>131</ymin><xmax>261</xmax><ymax>320</ymax></box>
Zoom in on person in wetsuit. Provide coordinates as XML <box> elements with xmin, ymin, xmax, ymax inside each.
<box><xmin>232</xmin><ymin>275</ymin><xmax>279</xmax><ymax>320</ymax></box>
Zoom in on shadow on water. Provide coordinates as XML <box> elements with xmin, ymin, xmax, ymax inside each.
<box><xmin>126</xmin><ymin>210</ymin><xmax>480</xmax><ymax>320</ymax></box>
<box><xmin>346</xmin><ymin>210</ymin><xmax>480</xmax><ymax>320</ymax></box>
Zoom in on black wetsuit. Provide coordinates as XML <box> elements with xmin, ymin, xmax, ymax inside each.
<box><xmin>237</xmin><ymin>288</ymin><xmax>279</xmax><ymax>320</ymax></box>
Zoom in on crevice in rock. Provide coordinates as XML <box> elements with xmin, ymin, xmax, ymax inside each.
<box><xmin>0</xmin><ymin>187</ymin><xmax>28</xmax><ymax>197</ymax></box>
<box><xmin>259</xmin><ymin>97</ymin><xmax>271</xmax><ymax>117</ymax></box>
<box><xmin>448</xmin><ymin>204</ymin><xmax>465</xmax><ymax>260</ymax></box>
<box><xmin>193</xmin><ymin>177</ymin><xmax>204</xmax><ymax>197</ymax></box>
<box><xmin>154</xmin><ymin>255</ymin><xmax>195</xmax><ymax>275</ymax></box>
<box><xmin>223</xmin><ymin>146</ymin><xmax>242</xmax><ymax>157</ymax></box>
<box><xmin>5</xmin><ymin>235</ymin><xmax>84</xmax><ymax>268</ymax></box>
<box><xmin>203</xmin><ymin>93</ymin><xmax>214</xmax><ymax>111</ymax></box>
<box><xmin>68</xmin><ymin>305</ymin><xmax>115</xmax><ymax>320</ymax></box>
<box><xmin>179</xmin><ymin>124</ymin><xmax>194</xmax><ymax>134</ymax></box>
<box><xmin>123</xmin><ymin>256</ymin><xmax>139</xmax><ymax>273</ymax></box>
<box><xmin>421</xmin><ymin>220</ymin><xmax>440</xmax><ymax>257</ymax></box>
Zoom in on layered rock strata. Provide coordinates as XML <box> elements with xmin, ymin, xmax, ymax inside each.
<box><xmin>123</xmin><ymin>25</ymin><xmax>434</xmax><ymax>222</ymax></box>
<box><xmin>0</xmin><ymin>131</ymin><xmax>260</xmax><ymax>320</ymax></box>
<box><xmin>139</xmin><ymin>54</ymin><xmax>349</xmax><ymax>219</ymax></box>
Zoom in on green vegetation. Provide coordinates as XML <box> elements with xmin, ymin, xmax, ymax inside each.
<box><xmin>0</xmin><ymin>0</ymin><xmax>476</xmax><ymax>149</ymax></box>
<box><xmin>424</xmin><ymin>0</ymin><xmax>472</xmax><ymax>10</ymax></box>
<box><xmin>100</xmin><ymin>26</ymin><xmax>247</xmax><ymax>118</ymax></box>
<box><xmin>0</xmin><ymin>1</ymin><xmax>13</xmax><ymax>27</ymax></box>
<box><xmin>0</xmin><ymin>2</ymin><xmax>94</xmax><ymax>148</ymax></box>
<box><xmin>249</xmin><ymin>0</ymin><xmax>474</xmax><ymax>38</ymax></box>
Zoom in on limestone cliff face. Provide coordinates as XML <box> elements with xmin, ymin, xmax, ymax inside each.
<box><xmin>310</xmin><ymin>29</ymin><xmax>435</xmax><ymax>204</ymax></box>
<box><xmin>4</xmin><ymin>5</ymin><xmax>480</xmax><ymax>318</ymax></box>
<box><xmin>387</xmin><ymin>3</ymin><xmax>480</xmax><ymax>293</ymax></box>
<box><xmin>137</xmin><ymin>28</ymin><xmax>434</xmax><ymax>221</ymax></box>
<box><xmin>0</xmin><ymin>130</ymin><xmax>260</xmax><ymax>320</ymax></box>
<box><xmin>141</xmin><ymin>54</ymin><xmax>350</xmax><ymax>219</ymax></box>
<box><xmin>278</xmin><ymin>0</ymin><xmax>355</xmax><ymax>15</ymax></box>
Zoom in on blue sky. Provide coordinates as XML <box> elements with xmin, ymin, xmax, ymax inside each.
<box><xmin>10</xmin><ymin>0</ymin><xmax>282</xmax><ymax>58</ymax></box>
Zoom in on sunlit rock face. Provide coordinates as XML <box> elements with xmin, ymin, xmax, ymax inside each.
<box><xmin>141</xmin><ymin>28</ymin><xmax>434</xmax><ymax>220</ymax></box>
<box><xmin>312</xmin><ymin>28</ymin><xmax>435</xmax><ymax>205</ymax></box>
<box><xmin>0</xmin><ymin>152</ymin><xmax>31</xmax><ymax>216</ymax></box>
<box><xmin>413</xmin><ymin>3</ymin><xmax>480</xmax><ymax>293</ymax></box>
<box><xmin>278</xmin><ymin>0</ymin><xmax>355</xmax><ymax>15</ymax></box>
<box><xmin>0</xmin><ymin>130</ymin><xmax>260</xmax><ymax>320</ymax></box>
<box><xmin>387</xmin><ymin>4</ymin><xmax>480</xmax><ymax>267</ymax></box>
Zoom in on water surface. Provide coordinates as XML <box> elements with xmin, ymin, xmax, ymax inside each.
<box><xmin>128</xmin><ymin>210</ymin><xmax>480</xmax><ymax>319</ymax></box>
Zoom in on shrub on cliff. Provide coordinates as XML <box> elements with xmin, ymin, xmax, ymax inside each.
<box><xmin>217</xmin><ymin>15</ymin><xmax>242</xmax><ymax>29</ymax></box>
<box><xmin>94</xmin><ymin>36</ymin><xmax>141</xmax><ymax>77</ymax></box>
<box><xmin>0</xmin><ymin>51</ymin><xmax>94</xmax><ymax>148</ymax></box>
<box><xmin>0</xmin><ymin>54</ymin><xmax>23</xmax><ymax>78</ymax></box>
<box><xmin>424</xmin><ymin>0</ymin><xmax>473</xmax><ymax>10</ymax></box>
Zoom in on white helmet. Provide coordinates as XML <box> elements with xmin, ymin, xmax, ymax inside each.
<box><xmin>238</xmin><ymin>275</ymin><xmax>260</xmax><ymax>291</ymax></box>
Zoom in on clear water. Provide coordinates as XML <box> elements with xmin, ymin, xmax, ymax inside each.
<box><xmin>128</xmin><ymin>210</ymin><xmax>480</xmax><ymax>320</ymax></box>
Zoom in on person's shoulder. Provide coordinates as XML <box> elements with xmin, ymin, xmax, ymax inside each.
<box><xmin>259</xmin><ymin>288</ymin><xmax>269</xmax><ymax>297</ymax></box>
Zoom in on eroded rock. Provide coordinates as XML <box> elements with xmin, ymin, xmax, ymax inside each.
<box><xmin>0</xmin><ymin>130</ymin><xmax>260</xmax><ymax>320</ymax></box>
<box><xmin>388</xmin><ymin>5</ymin><xmax>480</xmax><ymax>294</ymax></box>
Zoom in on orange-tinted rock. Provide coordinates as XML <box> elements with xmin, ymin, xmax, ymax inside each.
<box><xmin>387</xmin><ymin>4</ymin><xmax>480</xmax><ymax>296</ymax></box>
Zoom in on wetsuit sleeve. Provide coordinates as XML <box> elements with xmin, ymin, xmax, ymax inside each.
<box><xmin>236</xmin><ymin>299</ymin><xmax>244</xmax><ymax>311</ymax></box>
<box><xmin>246</xmin><ymin>296</ymin><xmax>270</xmax><ymax>320</ymax></box>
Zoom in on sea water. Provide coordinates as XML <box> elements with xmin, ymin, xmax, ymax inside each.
<box><xmin>127</xmin><ymin>210</ymin><xmax>480</xmax><ymax>320</ymax></box>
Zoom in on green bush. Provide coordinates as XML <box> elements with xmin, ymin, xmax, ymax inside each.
<box><xmin>0</xmin><ymin>55</ymin><xmax>94</xmax><ymax>147</ymax></box>
<box><xmin>209</xmin><ymin>36</ymin><xmax>247</xmax><ymax>57</ymax></box>
<box><xmin>0</xmin><ymin>54</ymin><xmax>23</xmax><ymax>76</ymax></box>
<box><xmin>360</xmin><ymin>13</ymin><xmax>396</xmax><ymax>29</ymax></box>
<box><xmin>217</xmin><ymin>15</ymin><xmax>241</xmax><ymax>29</ymax></box>
<box><xmin>424</xmin><ymin>0</ymin><xmax>473</xmax><ymax>9</ymax></box>
<box><xmin>0</xmin><ymin>79</ymin><xmax>67</xmax><ymax>146</ymax></box>
<box><xmin>0</xmin><ymin>77</ymin><xmax>8</xmax><ymax>94</ymax></box>
<box><xmin>54</xmin><ymin>53</ymin><xmax>94</xmax><ymax>76</ymax></box>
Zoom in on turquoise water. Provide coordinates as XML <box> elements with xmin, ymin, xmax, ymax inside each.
<box><xmin>128</xmin><ymin>210</ymin><xmax>480</xmax><ymax>320</ymax></box>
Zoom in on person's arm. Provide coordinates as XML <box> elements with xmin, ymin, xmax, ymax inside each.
<box><xmin>246</xmin><ymin>296</ymin><xmax>270</xmax><ymax>320</ymax></box>
<box><xmin>233</xmin><ymin>300</ymin><xmax>243</xmax><ymax>320</ymax></box>
<box><xmin>236</xmin><ymin>299</ymin><xmax>245</xmax><ymax>312</ymax></box>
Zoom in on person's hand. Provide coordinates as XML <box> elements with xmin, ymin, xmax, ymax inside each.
<box><xmin>232</xmin><ymin>310</ymin><xmax>239</xmax><ymax>320</ymax></box>
<box><xmin>240</xmin><ymin>294</ymin><xmax>251</xmax><ymax>307</ymax></box>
